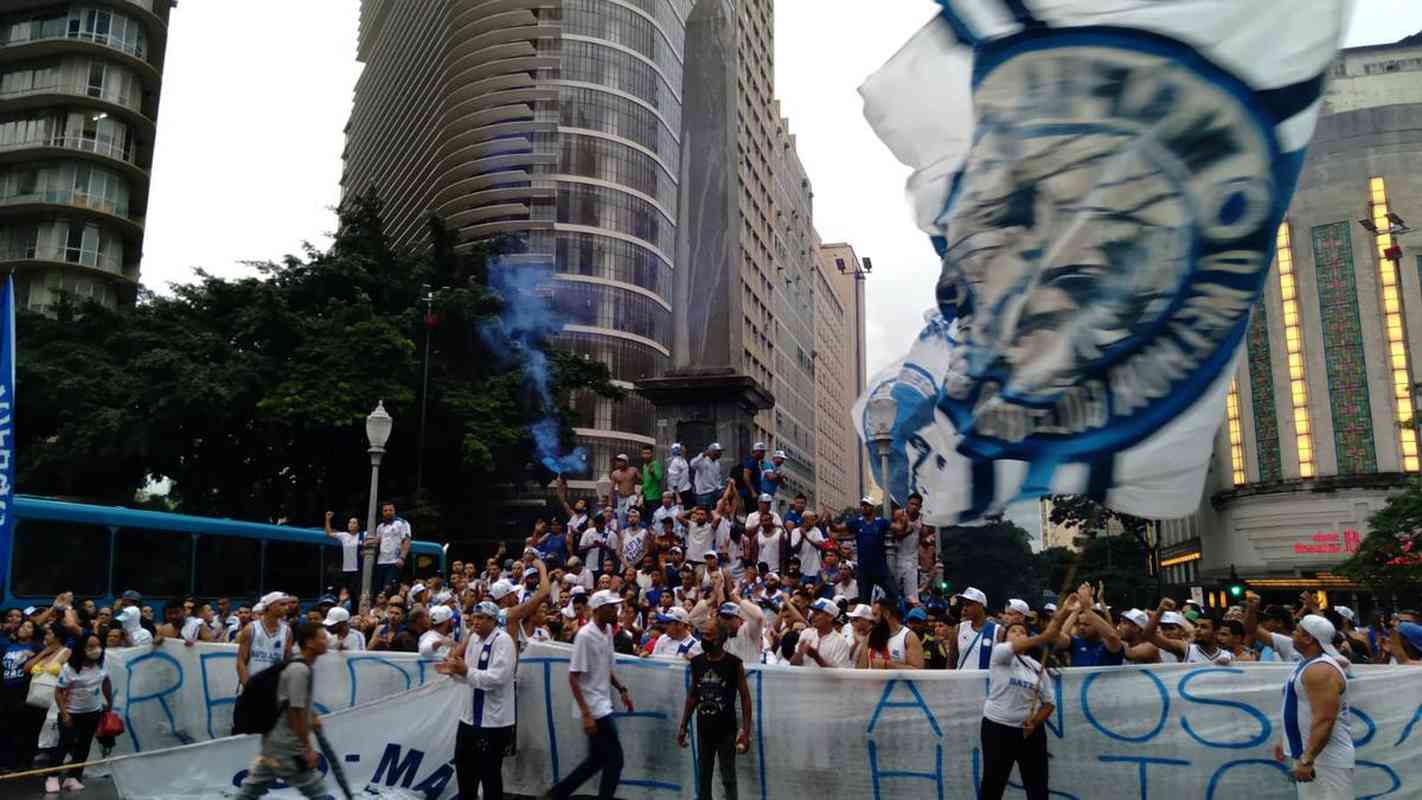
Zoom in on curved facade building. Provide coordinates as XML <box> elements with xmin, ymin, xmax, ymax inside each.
<box><xmin>1200</xmin><ymin>32</ymin><xmax>1422</xmax><ymax>605</ymax></box>
<box><xmin>344</xmin><ymin>0</ymin><xmax>692</xmax><ymax>490</ymax></box>
<box><xmin>0</xmin><ymin>0</ymin><xmax>171</xmax><ymax>310</ymax></box>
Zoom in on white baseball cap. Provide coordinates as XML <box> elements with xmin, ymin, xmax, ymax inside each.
<box><xmin>708</xmin><ymin>442</ymin><xmax>723</xmax><ymax>451</ymax></box>
<box><xmin>322</xmin><ymin>607</ymin><xmax>350</xmax><ymax>627</ymax></box>
<box><xmin>848</xmin><ymin>604</ymin><xmax>875</xmax><ymax>621</ymax></box>
<box><xmin>430</xmin><ymin>606</ymin><xmax>455</xmax><ymax>625</ymax></box>
<box><xmin>753</xmin><ymin>442</ymin><xmax>767</xmax><ymax>451</ymax></box>
<box><xmin>1161</xmin><ymin>611</ymin><xmax>1188</xmax><ymax>627</ymax></box>
<box><xmin>860</xmin><ymin>496</ymin><xmax>874</xmax><ymax>505</ymax></box>
<box><xmin>956</xmin><ymin>587</ymin><xmax>988</xmax><ymax>607</ymax></box>
<box><xmin>616</xmin><ymin>453</ymin><xmax>629</xmax><ymax>461</ymax></box>
<box><xmin>432</xmin><ymin>590</ymin><xmax>453</xmax><ymax>605</ymax></box>
<box><xmin>257</xmin><ymin>591</ymin><xmax>290</xmax><ymax>610</ymax></box>
<box><xmin>1121</xmin><ymin>609</ymin><xmax>1149</xmax><ymax>629</ymax></box>
<box><xmin>773</xmin><ymin>450</ymin><xmax>786</xmax><ymax>460</ymax></box>
<box><xmin>703</xmin><ymin>549</ymin><xmax>719</xmax><ymax>561</ymax></box>
<box><xmin>1044</xmin><ymin>603</ymin><xmax>1058</xmax><ymax>613</ymax></box>
<box><xmin>1335</xmin><ymin>606</ymin><xmax>1356</xmax><ymax>623</ymax></box>
<box><xmin>810</xmin><ymin>598</ymin><xmax>838</xmax><ymax>617</ymax></box>
<box><xmin>1007</xmin><ymin>599</ymin><xmax>1030</xmax><ymax>615</ymax></box>
<box><xmin>671</xmin><ymin>443</ymin><xmax>683</xmax><ymax>453</ymax></box>
<box><xmin>589</xmin><ymin>589</ymin><xmax>624</xmax><ymax>610</ymax></box>
<box><xmin>658</xmin><ymin>607</ymin><xmax>690</xmax><ymax>624</ymax></box>
<box><xmin>758</xmin><ymin>493</ymin><xmax>773</xmax><ymax>503</ymax></box>
<box><xmin>489</xmin><ymin>580</ymin><xmax>516</xmax><ymax>601</ymax></box>
<box><xmin>1297</xmin><ymin>614</ymin><xmax>1342</xmax><ymax>659</ymax></box>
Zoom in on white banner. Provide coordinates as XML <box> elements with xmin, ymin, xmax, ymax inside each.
<box><xmin>107</xmin><ymin>642</ymin><xmax>1422</xmax><ymax>799</ymax></box>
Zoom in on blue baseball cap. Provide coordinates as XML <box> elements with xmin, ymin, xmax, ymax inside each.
<box><xmin>810</xmin><ymin>598</ymin><xmax>838</xmax><ymax>617</ymax></box>
<box><xmin>718</xmin><ymin>602</ymin><xmax>742</xmax><ymax>618</ymax></box>
<box><xmin>905</xmin><ymin>608</ymin><xmax>928</xmax><ymax>623</ymax></box>
<box><xmin>1400</xmin><ymin>622</ymin><xmax>1422</xmax><ymax>655</ymax></box>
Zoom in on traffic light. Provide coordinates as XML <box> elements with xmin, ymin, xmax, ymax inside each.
<box><xmin>1225</xmin><ymin>567</ymin><xmax>1247</xmax><ymax>601</ymax></box>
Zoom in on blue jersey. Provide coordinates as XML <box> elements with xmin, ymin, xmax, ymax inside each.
<box><xmin>1070</xmin><ymin>636</ymin><xmax>1125</xmax><ymax>667</ymax></box>
<box><xmin>848</xmin><ymin>516</ymin><xmax>890</xmax><ymax>573</ymax></box>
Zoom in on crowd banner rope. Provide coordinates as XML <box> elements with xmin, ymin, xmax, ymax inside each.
<box><xmin>98</xmin><ymin>641</ymin><xmax>1421</xmax><ymax>799</ymax></box>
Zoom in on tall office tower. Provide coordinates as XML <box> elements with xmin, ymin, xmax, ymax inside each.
<box><xmin>0</xmin><ymin>1</ymin><xmax>174</xmax><ymax>311</ymax></box>
<box><xmin>813</xmin><ymin>241</ymin><xmax>867</xmax><ymax>514</ymax></box>
<box><xmin>1201</xmin><ymin>30</ymin><xmax>1422</xmax><ymax>604</ymax></box>
<box><xmin>343</xmin><ymin>0</ymin><xmax>693</xmax><ymax>494</ymax></box>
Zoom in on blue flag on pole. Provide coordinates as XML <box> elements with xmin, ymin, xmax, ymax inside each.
<box><xmin>855</xmin><ymin>0</ymin><xmax>1352</xmax><ymax>525</ymax></box>
<box><xmin>0</xmin><ymin>275</ymin><xmax>14</xmax><ymax>597</ymax></box>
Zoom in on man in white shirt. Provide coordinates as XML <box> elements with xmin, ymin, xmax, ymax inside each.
<box><xmin>578</xmin><ymin>515</ymin><xmax>620</xmax><ymax>577</ymax></box>
<box><xmin>650</xmin><ymin>607</ymin><xmax>702</xmax><ymax>660</ymax></box>
<box><xmin>666</xmin><ymin>443</ymin><xmax>692</xmax><ymax>507</ymax></box>
<box><xmin>373</xmin><ymin>503</ymin><xmax>412</xmax><ymax>595</ymax></box>
<box><xmin>419</xmin><ymin>606</ymin><xmax>456</xmax><ymax>660</ymax></box>
<box><xmin>324</xmin><ymin>511</ymin><xmax>364</xmax><ymax>606</ymax></box>
<box><xmin>793</xmin><ymin>598</ymin><xmax>852</xmax><ymax>668</ymax></box>
<box><xmin>323</xmin><ymin>607</ymin><xmax>365</xmax><ymax>651</ymax></box>
<box><xmin>438</xmin><ymin>601</ymin><xmax>516</xmax><ymax>800</ymax></box>
<box><xmin>790</xmin><ymin>513</ymin><xmax>827</xmax><ymax>584</ymax></box>
<box><xmin>564</xmin><ymin>557</ymin><xmax>595</xmax><ymax>592</ymax></box>
<box><xmin>743</xmin><ymin>494</ymin><xmax>782</xmax><ymax>532</ymax></box>
<box><xmin>651</xmin><ymin>491</ymin><xmax>685</xmax><ymax>538</ymax></box>
<box><xmin>754</xmin><ymin>516</ymin><xmax>787</xmax><ymax>574</ymax></box>
<box><xmin>546</xmin><ymin>590</ymin><xmax>634</xmax><ymax>800</ymax></box>
<box><xmin>689</xmin><ymin>444</ymin><xmax>726</xmax><ymax>508</ymax></box>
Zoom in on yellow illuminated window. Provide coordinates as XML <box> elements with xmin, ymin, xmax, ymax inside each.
<box><xmin>1226</xmin><ymin>378</ymin><xmax>1246</xmax><ymax>485</ymax></box>
<box><xmin>1370</xmin><ymin>177</ymin><xmax>1417</xmax><ymax>472</ymax></box>
<box><xmin>1274</xmin><ymin>222</ymin><xmax>1314</xmax><ymax>478</ymax></box>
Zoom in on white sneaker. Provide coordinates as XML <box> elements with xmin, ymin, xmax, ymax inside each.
<box><xmin>44</xmin><ymin>776</ymin><xmax>61</xmax><ymax>793</ymax></box>
<box><xmin>62</xmin><ymin>778</ymin><xmax>84</xmax><ymax>792</ymax></box>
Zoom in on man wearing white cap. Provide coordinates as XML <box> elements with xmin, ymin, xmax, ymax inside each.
<box><xmin>420</xmin><ymin>606</ymin><xmax>457</xmax><ymax>660</ymax></box>
<box><xmin>545</xmin><ymin>590</ymin><xmax>634</xmax><ymax>800</ymax></box>
<box><xmin>1004</xmin><ymin>599</ymin><xmax>1031</xmax><ymax>627</ymax></box>
<box><xmin>1115</xmin><ymin>609</ymin><xmax>1161</xmax><ymax>664</ymax></box>
<box><xmin>744</xmin><ymin>493</ymin><xmax>782</xmax><ymax>533</ymax></box>
<box><xmin>1144</xmin><ymin>599</ymin><xmax>1232</xmax><ymax>665</ymax></box>
<box><xmin>1274</xmin><ymin>614</ymin><xmax>1354</xmax><ymax>798</ymax></box>
<box><xmin>793</xmin><ymin>598</ymin><xmax>852</xmax><ymax>668</ymax></box>
<box><xmin>844</xmin><ymin>604</ymin><xmax>876</xmax><ymax>664</ymax></box>
<box><xmin>492</xmin><ymin>558</ymin><xmax>550</xmax><ymax>649</ymax></box>
<box><xmin>666</xmin><ymin>443</ymin><xmax>692</xmax><ymax>508</ymax></box>
<box><xmin>236</xmin><ymin>592</ymin><xmax>293</xmax><ymax>688</ymax></box>
<box><xmin>714</xmin><ymin>578</ymin><xmax>767</xmax><ymax>667</ymax></box>
<box><xmin>440</xmin><ymin>601</ymin><xmax>516</xmax><ymax>800</ymax></box>
<box><xmin>323</xmin><ymin>607</ymin><xmax>364</xmax><ymax>652</ymax></box>
<box><xmin>689</xmin><ymin>443</ymin><xmax>726</xmax><ymax>509</ymax></box>
<box><xmin>650</xmin><ymin>606</ymin><xmax>701</xmax><ymax>660</ymax></box>
<box><xmin>948</xmin><ymin>587</ymin><xmax>997</xmax><ymax>670</ymax></box>
<box><xmin>763</xmin><ymin>450</ymin><xmax>788</xmax><ymax>496</ymax></box>
<box><xmin>737</xmin><ymin>442</ymin><xmax>769</xmax><ymax>513</ymax></box>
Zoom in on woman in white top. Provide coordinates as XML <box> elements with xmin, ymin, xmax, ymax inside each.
<box><xmin>48</xmin><ymin>635</ymin><xmax>112</xmax><ymax>793</ymax></box>
<box><xmin>980</xmin><ymin>599</ymin><xmax>1073</xmax><ymax>800</ymax></box>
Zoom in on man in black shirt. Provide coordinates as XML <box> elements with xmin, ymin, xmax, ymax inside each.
<box><xmin>678</xmin><ymin>619</ymin><xmax>752</xmax><ymax>800</ymax></box>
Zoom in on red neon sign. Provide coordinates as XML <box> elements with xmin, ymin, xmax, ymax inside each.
<box><xmin>1293</xmin><ymin>529</ymin><xmax>1361</xmax><ymax>555</ymax></box>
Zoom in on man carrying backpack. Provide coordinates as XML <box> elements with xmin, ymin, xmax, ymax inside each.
<box><xmin>233</xmin><ymin>621</ymin><xmax>331</xmax><ymax>800</ymax></box>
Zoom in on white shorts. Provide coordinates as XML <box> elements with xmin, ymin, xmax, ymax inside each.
<box><xmin>1296</xmin><ymin>766</ymin><xmax>1353</xmax><ymax>800</ymax></box>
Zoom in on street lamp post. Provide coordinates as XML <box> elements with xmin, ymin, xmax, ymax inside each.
<box><xmin>864</xmin><ymin>389</ymin><xmax>897</xmax><ymax>597</ymax></box>
<box><xmin>359</xmin><ymin>401</ymin><xmax>393</xmax><ymax>614</ymax></box>
<box><xmin>837</xmin><ymin>255</ymin><xmax>872</xmax><ymax>500</ymax></box>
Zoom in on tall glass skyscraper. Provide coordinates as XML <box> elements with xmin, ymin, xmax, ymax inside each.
<box><xmin>0</xmin><ymin>0</ymin><xmax>173</xmax><ymax>310</ymax></box>
<box><xmin>344</xmin><ymin>0</ymin><xmax>692</xmax><ymax>494</ymax></box>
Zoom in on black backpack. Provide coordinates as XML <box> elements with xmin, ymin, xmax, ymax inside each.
<box><xmin>232</xmin><ymin>660</ymin><xmax>298</xmax><ymax>736</ymax></box>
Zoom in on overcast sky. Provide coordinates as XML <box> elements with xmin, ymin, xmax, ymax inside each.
<box><xmin>141</xmin><ymin>0</ymin><xmax>1422</xmax><ymax>377</ymax></box>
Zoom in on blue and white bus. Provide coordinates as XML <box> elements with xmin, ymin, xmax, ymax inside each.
<box><xmin>2</xmin><ymin>496</ymin><xmax>446</xmax><ymax>611</ymax></box>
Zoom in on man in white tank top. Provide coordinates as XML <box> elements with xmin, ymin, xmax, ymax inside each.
<box><xmin>236</xmin><ymin>592</ymin><xmax>294</xmax><ymax>688</ymax></box>
<box><xmin>1275</xmin><ymin>614</ymin><xmax>1353</xmax><ymax>799</ymax></box>
<box><xmin>949</xmin><ymin>587</ymin><xmax>997</xmax><ymax>671</ymax></box>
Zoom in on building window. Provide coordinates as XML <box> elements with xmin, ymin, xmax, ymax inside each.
<box><xmin>1226</xmin><ymin>378</ymin><xmax>1246</xmax><ymax>485</ymax></box>
<box><xmin>1276</xmin><ymin>223</ymin><xmax>1314</xmax><ymax>478</ymax></box>
<box><xmin>1370</xmin><ymin>177</ymin><xmax>1418</xmax><ymax>472</ymax></box>
<box><xmin>1246</xmin><ymin>303</ymin><xmax>1282</xmax><ymax>482</ymax></box>
<box><xmin>1312</xmin><ymin>221</ymin><xmax>1378</xmax><ymax>474</ymax></box>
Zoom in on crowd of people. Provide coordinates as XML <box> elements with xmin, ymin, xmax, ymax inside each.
<box><xmin>3</xmin><ymin>447</ymin><xmax>1422</xmax><ymax>799</ymax></box>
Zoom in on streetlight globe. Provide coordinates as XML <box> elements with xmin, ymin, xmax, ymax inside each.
<box><xmin>367</xmin><ymin>400</ymin><xmax>394</xmax><ymax>450</ymax></box>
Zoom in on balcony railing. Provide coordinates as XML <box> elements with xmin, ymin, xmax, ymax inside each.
<box><xmin>0</xmin><ymin>79</ymin><xmax>143</xmax><ymax>113</ymax></box>
<box><xmin>0</xmin><ymin>244</ymin><xmax>123</xmax><ymax>274</ymax></box>
<box><xmin>0</xmin><ymin>189</ymin><xmax>131</xmax><ymax>220</ymax></box>
<box><xmin>1</xmin><ymin>29</ymin><xmax>149</xmax><ymax>64</ymax></box>
<box><xmin>0</xmin><ymin>135</ymin><xmax>138</xmax><ymax>166</ymax></box>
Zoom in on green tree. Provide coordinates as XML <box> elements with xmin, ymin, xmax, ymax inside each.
<box><xmin>15</xmin><ymin>191</ymin><xmax>619</xmax><ymax>541</ymax></box>
<box><xmin>1336</xmin><ymin>479</ymin><xmax>1422</xmax><ymax>604</ymax></box>
<box><xmin>1073</xmin><ymin>534</ymin><xmax>1156</xmax><ymax>611</ymax></box>
<box><xmin>1048</xmin><ymin>494</ymin><xmax>1161</xmax><ymax>601</ymax></box>
<box><xmin>938</xmin><ymin>519</ymin><xmax>1040</xmax><ymax>610</ymax></box>
<box><xmin>1032</xmin><ymin>546</ymin><xmax>1079</xmax><ymax>596</ymax></box>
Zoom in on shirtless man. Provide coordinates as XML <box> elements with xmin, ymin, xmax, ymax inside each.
<box><xmin>609</xmin><ymin>454</ymin><xmax>642</xmax><ymax>526</ymax></box>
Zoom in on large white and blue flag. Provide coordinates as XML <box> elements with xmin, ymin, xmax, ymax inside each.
<box><xmin>0</xmin><ymin>275</ymin><xmax>14</xmax><ymax>593</ymax></box>
<box><xmin>855</xmin><ymin>0</ymin><xmax>1352</xmax><ymax>524</ymax></box>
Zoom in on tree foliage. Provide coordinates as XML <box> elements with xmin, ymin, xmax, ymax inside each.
<box><xmin>16</xmin><ymin>191</ymin><xmax>619</xmax><ymax>540</ymax></box>
<box><xmin>1072</xmin><ymin>533</ymin><xmax>1156</xmax><ymax>611</ymax></box>
<box><xmin>1031</xmin><ymin>546</ymin><xmax>1079</xmax><ymax>597</ymax></box>
<box><xmin>1336</xmin><ymin>479</ymin><xmax>1422</xmax><ymax>602</ymax></box>
<box><xmin>938</xmin><ymin>520</ymin><xmax>1040</xmax><ymax>610</ymax></box>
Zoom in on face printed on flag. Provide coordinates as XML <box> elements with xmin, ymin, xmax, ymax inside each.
<box><xmin>856</xmin><ymin>0</ymin><xmax>1352</xmax><ymax>525</ymax></box>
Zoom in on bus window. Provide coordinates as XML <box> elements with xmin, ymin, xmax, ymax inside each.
<box><xmin>11</xmin><ymin>520</ymin><xmax>109</xmax><ymax>598</ymax></box>
<box><xmin>263</xmin><ymin>541</ymin><xmax>323</xmax><ymax>600</ymax></box>
<box><xmin>114</xmin><ymin>527</ymin><xmax>193</xmax><ymax>599</ymax></box>
<box><xmin>320</xmin><ymin>546</ymin><xmax>349</xmax><ymax>596</ymax></box>
<box><xmin>195</xmin><ymin>536</ymin><xmax>261</xmax><ymax>600</ymax></box>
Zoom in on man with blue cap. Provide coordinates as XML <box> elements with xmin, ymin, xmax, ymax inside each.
<box><xmin>792</xmin><ymin>598</ymin><xmax>852</xmax><ymax>668</ymax></box>
<box><xmin>440</xmin><ymin>601</ymin><xmax>516</xmax><ymax>800</ymax></box>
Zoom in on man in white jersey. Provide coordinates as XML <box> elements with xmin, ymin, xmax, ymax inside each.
<box><xmin>373</xmin><ymin>503</ymin><xmax>412</xmax><ymax>595</ymax></box>
<box><xmin>439</xmin><ymin>601</ymin><xmax>517</xmax><ymax>800</ymax></box>
<box><xmin>650</xmin><ymin>607</ymin><xmax>702</xmax><ymax>660</ymax></box>
<box><xmin>419</xmin><ymin>606</ymin><xmax>456</xmax><ymax>660</ymax></box>
<box><xmin>891</xmin><ymin>493</ymin><xmax>931</xmax><ymax>603</ymax></box>
<box><xmin>948</xmin><ymin>587</ymin><xmax>997</xmax><ymax>671</ymax></box>
<box><xmin>1275</xmin><ymin>614</ymin><xmax>1353</xmax><ymax>798</ymax></box>
<box><xmin>322</xmin><ymin>607</ymin><xmax>365</xmax><ymax>651</ymax></box>
<box><xmin>1144</xmin><ymin>600</ymin><xmax>1233</xmax><ymax>665</ymax></box>
<box><xmin>235</xmin><ymin>592</ymin><xmax>294</xmax><ymax>688</ymax></box>
<box><xmin>714</xmin><ymin>574</ymin><xmax>766</xmax><ymax>666</ymax></box>
<box><xmin>792</xmin><ymin>598</ymin><xmax>852</xmax><ymax>668</ymax></box>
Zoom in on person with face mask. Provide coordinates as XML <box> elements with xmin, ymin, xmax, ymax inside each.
<box><xmin>439</xmin><ymin>601</ymin><xmax>516</xmax><ymax>800</ymax></box>
<box><xmin>678</xmin><ymin>618</ymin><xmax>753</xmax><ymax>800</ymax></box>
<box><xmin>48</xmin><ymin>635</ymin><xmax>112</xmax><ymax>793</ymax></box>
